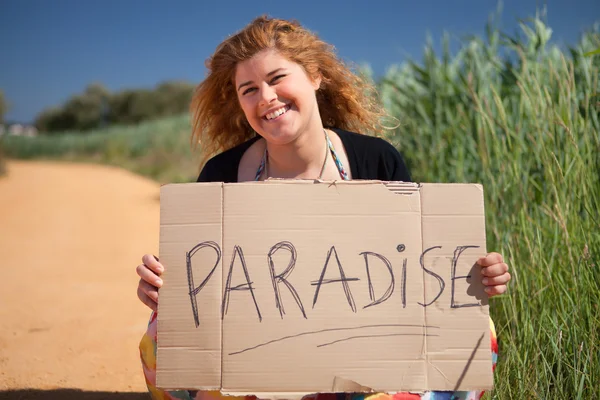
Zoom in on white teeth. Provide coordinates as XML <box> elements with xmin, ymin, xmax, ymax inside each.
<box><xmin>266</xmin><ymin>105</ymin><xmax>289</xmax><ymax>120</ymax></box>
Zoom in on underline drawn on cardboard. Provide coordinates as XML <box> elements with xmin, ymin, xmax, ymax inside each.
<box><xmin>228</xmin><ymin>324</ymin><xmax>440</xmax><ymax>356</ymax></box>
<box><xmin>316</xmin><ymin>332</ymin><xmax>440</xmax><ymax>348</ymax></box>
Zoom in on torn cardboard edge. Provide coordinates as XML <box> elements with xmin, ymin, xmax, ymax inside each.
<box><xmin>222</xmin><ymin>376</ymin><xmax>378</xmax><ymax>400</ymax></box>
<box><xmin>156</xmin><ymin>179</ymin><xmax>493</xmax><ymax>397</ymax></box>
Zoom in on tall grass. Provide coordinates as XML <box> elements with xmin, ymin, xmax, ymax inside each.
<box><xmin>0</xmin><ymin>114</ymin><xmax>199</xmax><ymax>183</ymax></box>
<box><xmin>378</xmin><ymin>14</ymin><xmax>600</xmax><ymax>399</ymax></box>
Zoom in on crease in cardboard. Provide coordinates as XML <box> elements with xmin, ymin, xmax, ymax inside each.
<box><xmin>159</xmin><ymin>222</ymin><xmax>221</xmax><ymax>227</ymax></box>
<box><xmin>158</xmin><ymin>347</ymin><xmax>219</xmax><ymax>351</ymax></box>
<box><xmin>418</xmin><ymin>186</ymin><xmax>429</xmax><ymax>389</ymax></box>
<box><xmin>426</xmin><ymin>361</ymin><xmax>450</xmax><ymax>384</ymax></box>
<box><xmin>220</xmin><ymin>182</ymin><xmax>224</xmax><ymax>389</ymax></box>
<box><xmin>331</xmin><ymin>376</ymin><xmax>375</xmax><ymax>392</ymax></box>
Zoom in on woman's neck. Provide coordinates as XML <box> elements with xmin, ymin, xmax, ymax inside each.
<box><xmin>264</xmin><ymin>126</ymin><xmax>328</xmax><ymax>179</ymax></box>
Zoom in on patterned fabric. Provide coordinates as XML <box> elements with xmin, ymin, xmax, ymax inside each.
<box><xmin>324</xmin><ymin>130</ymin><xmax>349</xmax><ymax>180</ymax></box>
<box><xmin>139</xmin><ymin>312</ymin><xmax>498</xmax><ymax>400</ymax></box>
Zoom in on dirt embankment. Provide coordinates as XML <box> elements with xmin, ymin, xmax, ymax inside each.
<box><xmin>0</xmin><ymin>160</ymin><xmax>161</xmax><ymax>394</ymax></box>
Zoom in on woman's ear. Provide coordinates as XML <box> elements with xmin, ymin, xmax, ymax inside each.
<box><xmin>312</xmin><ymin>73</ymin><xmax>322</xmax><ymax>91</ymax></box>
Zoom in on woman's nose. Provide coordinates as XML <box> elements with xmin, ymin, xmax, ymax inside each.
<box><xmin>259</xmin><ymin>84</ymin><xmax>277</xmax><ymax>106</ymax></box>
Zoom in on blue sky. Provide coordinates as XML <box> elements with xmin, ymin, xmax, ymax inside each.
<box><xmin>1</xmin><ymin>0</ymin><xmax>598</xmax><ymax>123</ymax></box>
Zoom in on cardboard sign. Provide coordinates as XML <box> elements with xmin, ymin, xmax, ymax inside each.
<box><xmin>156</xmin><ymin>180</ymin><xmax>493</xmax><ymax>397</ymax></box>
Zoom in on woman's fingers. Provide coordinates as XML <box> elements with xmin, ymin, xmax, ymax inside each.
<box><xmin>138</xmin><ymin>279</ymin><xmax>160</xmax><ymax>302</ymax></box>
<box><xmin>481</xmin><ymin>262</ymin><xmax>509</xmax><ymax>277</ymax></box>
<box><xmin>482</xmin><ymin>272</ymin><xmax>511</xmax><ymax>286</ymax></box>
<box><xmin>136</xmin><ymin>254</ymin><xmax>164</xmax><ymax>311</ymax></box>
<box><xmin>136</xmin><ymin>263</ymin><xmax>164</xmax><ymax>287</ymax></box>
<box><xmin>141</xmin><ymin>254</ymin><xmax>164</xmax><ymax>275</ymax></box>
<box><xmin>137</xmin><ymin>283</ymin><xmax>158</xmax><ymax>311</ymax></box>
<box><xmin>137</xmin><ymin>253</ymin><xmax>164</xmax><ymax>288</ymax></box>
<box><xmin>485</xmin><ymin>284</ymin><xmax>508</xmax><ymax>297</ymax></box>
<box><xmin>477</xmin><ymin>253</ymin><xmax>511</xmax><ymax>298</ymax></box>
<box><xmin>478</xmin><ymin>252</ymin><xmax>504</xmax><ymax>267</ymax></box>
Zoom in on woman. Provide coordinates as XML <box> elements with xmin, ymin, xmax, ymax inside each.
<box><xmin>136</xmin><ymin>15</ymin><xmax>510</xmax><ymax>400</ymax></box>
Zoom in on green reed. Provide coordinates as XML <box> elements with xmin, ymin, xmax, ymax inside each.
<box><xmin>378</xmin><ymin>14</ymin><xmax>600</xmax><ymax>399</ymax></box>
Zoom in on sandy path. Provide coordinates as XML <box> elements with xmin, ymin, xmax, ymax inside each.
<box><xmin>0</xmin><ymin>160</ymin><xmax>160</xmax><ymax>393</ymax></box>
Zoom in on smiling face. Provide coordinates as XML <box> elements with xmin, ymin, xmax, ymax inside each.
<box><xmin>234</xmin><ymin>49</ymin><xmax>322</xmax><ymax>145</ymax></box>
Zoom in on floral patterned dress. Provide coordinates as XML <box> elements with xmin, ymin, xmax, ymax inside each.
<box><xmin>139</xmin><ymin>311</ymin><xmax>498</xmax><ymax>400</ymax></box>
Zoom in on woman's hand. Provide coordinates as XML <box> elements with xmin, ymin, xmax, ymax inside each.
<box><xmin>478</xmin><ymin>252</ymin><xmax>511</xmax><ymax>297</ymax></box>
<box><xmin>136</xmin><ymin>254</ymin><xmax>164</xmax><ymax>311</ymax></box>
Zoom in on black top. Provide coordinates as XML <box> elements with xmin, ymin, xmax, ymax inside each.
<box><xmin>197</xmin><ymin>128</ymin><xmax>412</xmax><ymax>183</ymax></box>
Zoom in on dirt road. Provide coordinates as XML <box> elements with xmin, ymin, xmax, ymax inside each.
<box><xmin>0</xmin><ymin>160</ymin><xmax>160</xmax><ymax>395</ymax></box>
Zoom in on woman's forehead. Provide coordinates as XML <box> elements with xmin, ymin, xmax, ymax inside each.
<box><xmin>235</xmin><ymin>49</ymin><xmax>298</xmax><ymax>79</ymax></box>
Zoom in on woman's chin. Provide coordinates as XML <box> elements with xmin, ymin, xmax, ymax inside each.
<box><xmin>259</xmin><ymin>130</ymin><xmax>300</xmax><ymax>146</ymax></box>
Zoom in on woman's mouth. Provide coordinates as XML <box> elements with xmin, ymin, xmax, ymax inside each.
<box><xmin>263</xmin><ymin>104</ymin><xmax>291</xmax><ymax>121</ymax></box>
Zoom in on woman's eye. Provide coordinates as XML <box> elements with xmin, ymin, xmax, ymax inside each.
<box><xmin>242</xmin><ymin>87</ymin><xmax>256</xmax><ymax>95</ymax></box>
<box><xmin>271</xmin><ymin>75</ymin><xmax>285</xmax><ymax>84</ymax></box>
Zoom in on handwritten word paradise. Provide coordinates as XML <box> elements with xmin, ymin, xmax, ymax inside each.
<box><xmin>185</xmin><ymin>241</ymin><xmax>483</xmax><ymax>329</ymax></box>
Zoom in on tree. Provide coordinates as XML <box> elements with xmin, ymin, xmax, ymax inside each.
<box><xmin>34</xmin><ymin>80</ymin><xmax>196</xmax><ymax>133</ymax></box>
<box><xmin>0</xmin><ymin>90</ymin><xmax>7</xmax><ymax>124</ymax></box>
<box><xmin>62</xmin><ymin>83</ymin><xmax>110</xmax><ymax>130</ymax></box>
<box><xmin>35</xmin><ymin>83</ymin><xmax>110</xmax><ymax>133</ymax></box>
<box><xmin>35</xmin><ymin>106</ymin><xmax>75</xmax><ymax>133</ymax></box>
<box><xmin>107</xmin><ymin>89</ymin><xmax>158</xmax><ymax>125</ymax></box>
<box><xmin>154</xmin><ymin>81</ymin><xmax>195</xmax><ymax>116</ymax></box>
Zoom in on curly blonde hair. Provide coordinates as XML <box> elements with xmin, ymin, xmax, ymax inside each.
<box><xmin>190</xmin><ymin>15</ymin><xmax>389</xmax><ymax>167</ymax></box>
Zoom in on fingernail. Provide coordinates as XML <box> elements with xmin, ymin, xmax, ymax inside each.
<box><xmin>156</xmin><ymin>278</ymin><xmax>163</xmax><ymax>286</ymax></box>
<box><xmin>482</xmin><ymin>277</ymin><xmax>489</xmax><ymax>285</ymax></box>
